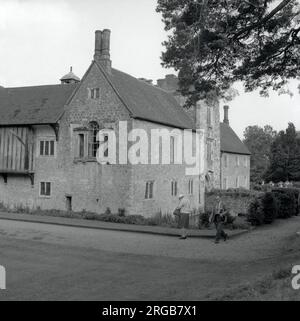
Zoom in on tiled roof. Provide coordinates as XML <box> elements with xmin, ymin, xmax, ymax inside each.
<box><xmin>0</xmin><ymin>63</ymin><xmax>195</xmax><ymax>129</ymax></box>
<box><xmin>101</xmin><ymin>64</ymin><xmax>195</xmax><ymax>129</ymax></box>
<box><xmin>0</xmin><ymin>84</ymin><xmax>78</xmax><ymax>125</ymax></box>
<box><xmin>220</xmin><ymin>122</ymin><xmax>251</xmax><ymax>155</ymax></box>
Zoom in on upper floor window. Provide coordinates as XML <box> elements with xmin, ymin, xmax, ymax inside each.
<box><xmin>39</xmin><ymin>140</ymin><xmax>55</xmax><ymax>156</ymax></box>
<box><xmin>88</xmin><ymin>121</ymin><xmax>100</xmax><ymax>158</ymax></box>
<box><xmin>170</xmin><ymin>136</ymin><xmax>175</xmax><ymax>164</ymax></box>
<box><xmin>40</xmin><ymin>182</ymin><xmax>51</xmax><ymax>197</ymax></box>
<box><xmin>188</xmin><ymin>179</ymin><xmax>193</xmax><ymax>195</ymax></box>
<box><xmin>78</xmin><ymin>133</ymin><xmax>85</xmax><ymax>158</ymax></box>
<box><xmin>145</xmin><ymin>181</ymin><xmax>154</xmax><ymax>199</ymax></box>
<box><xmin>223</xmin><ymin>177</ymin><xmax>227</xmax><ymax>190</ymax></box>
<box><xmin>244</xmin><ymin>156</ymin><xmax>248</xmax><ymax>167</ymax></box>
<box><xmin>236</xmin><ymin>155</ymin><xmax>240</xmax><ymax>167</ymax></box>
<box><xmin>171</xmin><ymin>180</ymin><xmax>178</xmax><ymax>196</ymax></box>
<box><xmin>90</xmin><ymin>88</ymin><xmax>100</xmax><ymax>99</ymax></box>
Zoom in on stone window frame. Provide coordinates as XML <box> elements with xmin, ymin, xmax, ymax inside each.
<box><xmin>39</xmin><ymin>181</ymin><xmax>52</xmax><ymax>198</ymax></box>
<box><xmin>145</xmin><ymin>181</ymin><xmax>155</xmax><ymax>200</ymax></box>
<box><xmin>90</xmin><ymin>88</ymin><xmax>100</xmax><ymax>99</ymax></box>
<box><xmin>37</xmin><ymin>137</ymin><xmax>56</xmax><ymax>158</ymax></box>
<box><xmin>73</xmin><ymin>122</ymin><xmax>112</xmax><ymax>162</ymax></box>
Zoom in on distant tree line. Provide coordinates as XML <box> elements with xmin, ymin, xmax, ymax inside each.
<box><xmin>243</xmin><ymin>123</ymin><xmax>300</xmax><ymax>184</ymax></box>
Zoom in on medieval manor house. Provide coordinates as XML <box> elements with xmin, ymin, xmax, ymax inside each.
<box><xmin>0</xmin><ymin>30</ymin><xmax>250</xmax><ymax>216</ymax></box>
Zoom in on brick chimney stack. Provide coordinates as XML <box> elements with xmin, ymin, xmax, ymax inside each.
<box><xmin>94</xmin><ymin>30</ymin><xmax>102</xmax><ymax>62</ymax></box>
<box><xmin>223</xmin><ymin>105</ymin><xmax>229</xmax><ymax>125</ymax></box>
<box><xmin>93</xmin><ymin>29</ymin><xmax>112</xmax><ymax>74</ymax></box>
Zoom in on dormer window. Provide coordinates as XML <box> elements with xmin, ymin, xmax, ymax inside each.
<box><xmin>90</xmin><ymin>88</ymin><xmax>100</xmax><ymax>99</ymax></box>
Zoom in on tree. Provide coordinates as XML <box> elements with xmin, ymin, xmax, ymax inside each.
<box><xmin>243</xmin><ymin>125</ymin><xmax>277</xmax><ymax>183</ymax></box>
<box><xmin>266</xmin><ymin>123</ymin><xmax>300</xmax><ymax>182</ymax></box>
<box><xmin>156</xmin><ymin>0</ymin><xmax>300</xmax><ymax>106</ymax></box>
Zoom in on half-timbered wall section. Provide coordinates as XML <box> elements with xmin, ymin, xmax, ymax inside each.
<box><xmin>0</xmin><ymin>126</ymin><xmax>35</xmax><ymax>172</ymax></box>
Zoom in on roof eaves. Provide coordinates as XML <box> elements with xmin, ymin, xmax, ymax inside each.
<box><xmin>221</xmin><ymin>149</ymin><xmax>251</xmax><ymax>156</ymax></box>
<box><xmin>134</xmin><ymin>116</ymin><xmax>196</xmax><ymax>131</ymax></box>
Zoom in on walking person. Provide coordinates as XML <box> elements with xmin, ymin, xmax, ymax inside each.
<box><xmin>174</xmin><ymin>194</ymin><xmax>191</xmax><ymax>240</ymax></box>
<box><xmin>210</xmin><ymin>196</ymin><xmax>228</xmax><ymax>244</ymax></box>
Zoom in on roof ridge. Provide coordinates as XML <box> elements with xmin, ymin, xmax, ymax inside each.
<box><xmin>5</xmin><ymin>83</ymin><xmax>76</xmax><ymax>90</ymax></box>
<box><xmin>112</xmin><ymin>67</ymin><xmax>176</xmax><ymax>94</ymax></box>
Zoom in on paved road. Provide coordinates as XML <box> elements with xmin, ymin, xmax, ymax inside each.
<box><xmin>0</xmin><ymin>217</ymin><xmax>299</xmax><ymax>300</ymax></box>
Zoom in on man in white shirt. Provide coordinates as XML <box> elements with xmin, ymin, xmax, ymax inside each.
<box><xmin>175</xmin><ymin>194</ymin><xmax>192</xmax><ymax>240</ymax></box>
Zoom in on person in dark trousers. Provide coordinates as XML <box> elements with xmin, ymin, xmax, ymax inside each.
<box><xmin>174</xmin><ymin>194</ymin><xmax>191</xmax><ymax>240</ymax></box>
<box><xmin>210</xmin><ymin>196</ymin><xmax>228</xmax><ymax>244</ymax></box>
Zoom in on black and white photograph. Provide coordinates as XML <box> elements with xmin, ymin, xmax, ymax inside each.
<box><xmin>1</xmin><ymin>0</ymin><xmax>300</xmax><ymax>309</ymax></box>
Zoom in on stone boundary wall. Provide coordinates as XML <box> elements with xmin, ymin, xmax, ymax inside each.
<box><xmin>205</xmin><ymin>190</ymin><xmax>263</xmax><ymax>216</ymax></box>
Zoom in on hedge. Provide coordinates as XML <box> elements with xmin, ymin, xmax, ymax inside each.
<box><xmin>247</xmin><ymin>188</ymin><xmax>300</xmax><ymax>226</ymax></box>
<box><xmin>247</xmin><ymin>192</ymin><xmax>278</xmax><ymax>226</ymax></box>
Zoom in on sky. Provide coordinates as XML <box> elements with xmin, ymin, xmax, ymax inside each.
<box><xmin>0</xmin><ymin>0</ymin><xmax>299</xmax><ymax>138</ymax></box>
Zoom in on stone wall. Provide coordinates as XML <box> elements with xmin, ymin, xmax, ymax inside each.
<box><xmin>0</xmin><ymin>62</ymin><xmax>206</xmax><ymax>217</ymax></box>
<box><xmin>0</xmin><ymin>125</ymin><xmax>68</xmax><ymax>211</ymax></box>
<box><xmin>127</xmin><ymin>119</ymin><xmax>204</xmax><ymax>217</ymax></box>
<box><xmin>221</xmin><ymin>153</ymin><xmax>251</xmax><ymax>190</ymax></box>
<box><xmin>205</xmin><ymin>190</ymin><xmax>260</xmax><ymax>216</ymax></box>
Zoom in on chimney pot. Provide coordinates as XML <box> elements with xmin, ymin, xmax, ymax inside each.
<box><xmin>223</xmin><ymin>105</ymin><xmax>229</xmax><ymax>125</ymax></box>
<box><xmin>94</xmin><ymin>29</ymin><xmax>111</xmax><ymax>74</ymax></box>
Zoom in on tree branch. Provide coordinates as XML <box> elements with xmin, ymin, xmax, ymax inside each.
<box><xmin>233</xmin><ymin>0</ymin><xmax>293</xmax><ymax>40</ymax></box>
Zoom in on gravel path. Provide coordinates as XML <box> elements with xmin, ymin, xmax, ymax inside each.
<box><xmin>0</xmin><ymin>216</ymin><xmax>299</xmax><ymax>262</ymax></box>
<box><xmin>0</xmin><ymin>217</ymin><xmax>299</xmax><ymax>300</ymax></box>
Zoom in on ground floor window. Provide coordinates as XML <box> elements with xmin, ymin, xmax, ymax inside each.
<box><xmin>145</xmin><ymin>181</ymin><xmax>154</xmax><ymax>199</ymax></box>
<box><xmin>171</xmin><ymin>180</ymin><xmax>178</xmax><ymax>196</ymax></box>
<box><xmin>40</xmin><ymin>182</ymin><xmax>51</xmax><ymax>197</ymax></box>
<box><xmin>188</xmin><ymin>179</ymin><xmax>193</xmax><ymax>195</ymax></box>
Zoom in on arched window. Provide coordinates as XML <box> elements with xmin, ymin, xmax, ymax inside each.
<box><xmin>88</xmin><ymin>121</ymin><xmax>100</xmax><ymax>158</ymax></box>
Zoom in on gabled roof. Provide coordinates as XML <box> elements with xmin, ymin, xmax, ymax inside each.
<box><xmin>220</xmin><ymin>122</ymin><xmax>251</xmax><ymax>155</ymax></box>
<box><xmin>0</xmin><ymin>62</ymin><xmax>194</xmax><ymax>129</ymax></box>
<box><xmin>0</xmin><ymin>84</ymin><xmax>78</xmax><ymax>125</ymax></box>
<box><xmin>95</xmin><ymin>62</ymin><xmax>195</xmax><ymax>129</ymax></box>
